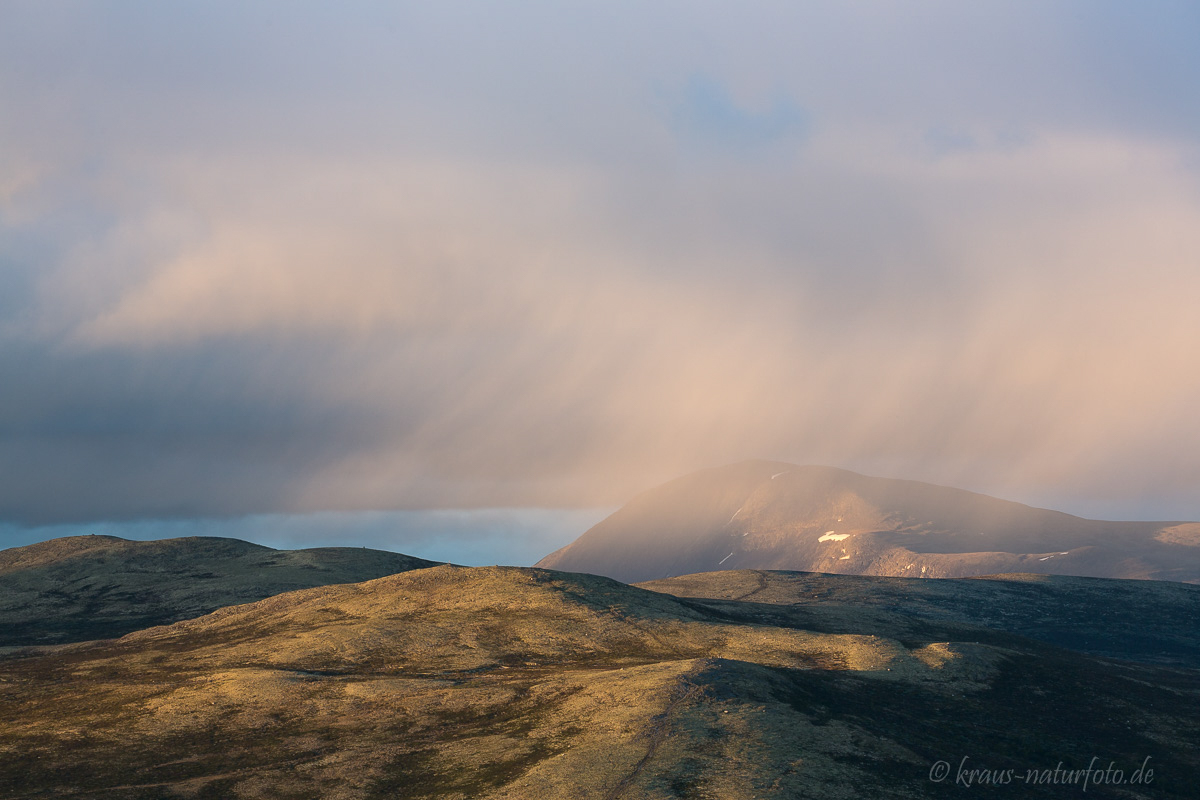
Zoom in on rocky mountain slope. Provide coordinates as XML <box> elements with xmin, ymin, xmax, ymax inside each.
<box><xmin>537</xmin><ymin>461</ymin><xmax>1200</xmax><ymax>583</ymax></box>
<box><xmin>2</xmin><ymin>564</ymin><xmax>1197</xmax><ymax>798</ymax></box>
<box><xmin>0</xmin><ymin>534</ymin><xmax>438</xmax><ymax>648</ymax></box>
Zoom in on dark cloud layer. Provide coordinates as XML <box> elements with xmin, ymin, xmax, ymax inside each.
<box><xmin>2</xmin><ymin>2</ymin><xmax>1199</xmax><ymax>534</ymax></box>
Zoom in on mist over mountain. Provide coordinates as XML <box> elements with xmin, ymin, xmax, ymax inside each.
<box><xmin>537</xmin><ymin>461</ymin><xmax>1200</xmax><ymax>584</ymax></box>
<box><xmin>0</xmin><ymin>535</ymin><xmax>438</xmax><ymax>648</ymax></box>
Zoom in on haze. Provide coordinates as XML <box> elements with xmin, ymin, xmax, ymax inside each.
<box><xmin>2</xmin><ymin>2</ymin><xmax>1199</xmax><ymax>558</ymax></box>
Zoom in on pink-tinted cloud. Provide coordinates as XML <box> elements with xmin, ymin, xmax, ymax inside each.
<box><xmin>2</xmin><ymin>2</ymin><xmax>1199</xmax><ymax>525</ymax></box>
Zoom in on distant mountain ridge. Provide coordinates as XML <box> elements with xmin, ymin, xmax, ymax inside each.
<box><xmin>0</xmin><ymin>534</ymin><xmax>439</xmax><ymax>647</ymax></box>
<box><xmin>537</xmin><ymin>460</ymin><xmax>1200</xmax><ymax>583</ymax></box>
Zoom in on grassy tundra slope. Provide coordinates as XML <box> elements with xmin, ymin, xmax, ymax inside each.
<box><xmin>0</xmin><ymin>535</ymin><xmax>439</xmax><ymax>648</ymax></box>
<box><xmin>1</xmin><ymin>564</ymin><xmax>1197</xmax><ymax>799</ymax></box>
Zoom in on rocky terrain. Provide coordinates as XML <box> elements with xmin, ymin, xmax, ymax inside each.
<box><xmin>537</xmin><ymin>461</ymin><xmax>1200</xmax><ymax>583</ymax></box>
<box><xmin>2</xmin><ymin>563</ymin><xmax>1197</xmax><ymax>798</ymax></box>
<box><xmin>0</xmin><ymin>535</ymin><xmax>439</xmax><ymax>648</ymax></box>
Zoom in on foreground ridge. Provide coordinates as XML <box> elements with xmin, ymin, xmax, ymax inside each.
<box><xmin>2</xmin><ymin>563</ymin><xmax>1197</xmax><ymax>798</ymax></box>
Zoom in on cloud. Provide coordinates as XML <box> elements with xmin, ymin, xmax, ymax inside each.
<box><xmin>1</xmin><ymin>2</ymin><xmax>1199</xmax><ymax>528</ymax></box>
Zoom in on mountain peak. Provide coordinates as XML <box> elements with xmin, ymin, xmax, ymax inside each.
<box><xmin>537</xmin><ymin>462</ymin><xmax>1197</xmax><ymax>583</ymax></box>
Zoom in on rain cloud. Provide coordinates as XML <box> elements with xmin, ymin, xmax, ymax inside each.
<box><xmin>2</xmin><ymin>1</ymin><xmax>1199</xmax><ymax>545</ymax></box>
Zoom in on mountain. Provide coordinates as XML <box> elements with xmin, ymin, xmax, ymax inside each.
<box><xmin>0</xmin><ymin>534</ymin><xmax>439</xmax><ymax>648</ymax></box>
<box><xmin>2</xmin><ymin>564</ymin><xmax>1196</xmax><ymax>798</ymax></box>
<box><xmin>536</xmin><ymin>461</ymin><xmax>1200</xmax><ymax>583</ymax></box>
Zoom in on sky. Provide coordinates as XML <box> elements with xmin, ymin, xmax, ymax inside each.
<box><xmin>2</xmin><ymin>2</ymin><xmax>1200</xmax><ymax>561</ymax></box>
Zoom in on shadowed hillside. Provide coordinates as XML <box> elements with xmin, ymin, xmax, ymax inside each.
<box><xmin>537</xmin><ymin>461</ymin><xmax>1200</xmax><ymax>583</ymax></box>
<box><xmin>1</xmin><ymin>564</ymin><xmax>1197</xmax><ymax>798</ymax></box>
<box><xmin>639</xmin><ymin>570</ymin><xmax>1200</xmax><ymax>667</ymax></box>
<box><xmin>0</xmin><ymin>535</ymin><xmax>439</xmax><ymax>648</ymax></box>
